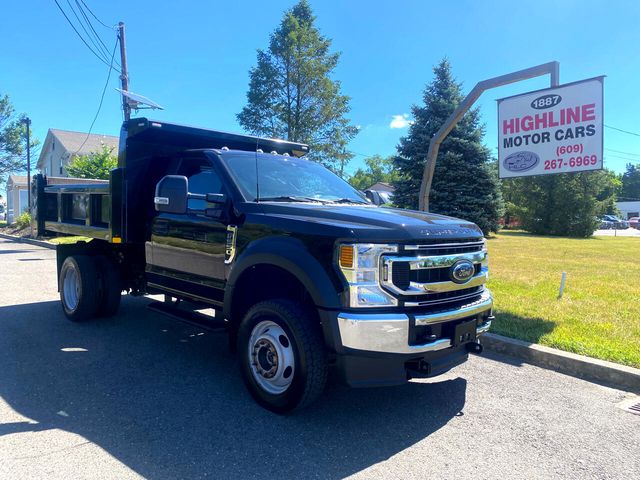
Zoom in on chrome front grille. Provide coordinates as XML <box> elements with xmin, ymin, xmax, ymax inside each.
<box><xmin>381</xmin><ymin>240</ymin><xmax>487</xmax><ymax>306</ymax></box>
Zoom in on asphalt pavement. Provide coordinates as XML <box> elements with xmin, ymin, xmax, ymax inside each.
<box><xmin>0</xmin><ymin>237</ymin><xmax>638</xmax><ymax>480</ymax></box>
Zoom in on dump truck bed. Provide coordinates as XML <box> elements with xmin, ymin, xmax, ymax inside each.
<box><xmin>33</xmin><ymin>118</ymin><xmax>309</xmax><ymax>244</ymax></box>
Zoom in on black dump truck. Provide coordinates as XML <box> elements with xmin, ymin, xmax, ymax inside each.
<box><xmin>32</xmin><ymin>118</ymin><xmax>493</xmax><ymax>413</ymax></box>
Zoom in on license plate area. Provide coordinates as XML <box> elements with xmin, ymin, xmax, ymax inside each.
<box><xmin>453</xmin><ymin>319</ymin><xmax>476</xmax><ymax>346</ymax></box>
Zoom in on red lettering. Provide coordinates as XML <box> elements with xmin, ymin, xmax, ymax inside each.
<box><xmin>503</xmin><ymin>118</ymin><xmax>516</xmax><ymax>135</ymax></box>
<box><xmin>521</xmin><ymin>116</ymin><xmax>534</xmax><ymax>131</ymax></box>
<box><xmin>582</xmin><ymin>103</ymin><xmax>596</xmax><ymax>121</ymax></box>
<box><xmin>567</xmin><ymin>107</ymin><xmax>580</xmax><ymax>124</ymax></box>
<box><xmin>534</xmin><ymin>112</ymin><xmax>548</xmax><ymax>130</ymax></box>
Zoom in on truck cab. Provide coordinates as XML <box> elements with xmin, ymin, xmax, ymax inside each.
<box><xmin>33</xmin><ymin>118</ymin><xmax>493</xmax><ymax>413</ymax></box>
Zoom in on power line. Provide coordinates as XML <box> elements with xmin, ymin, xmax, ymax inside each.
<box><xmin>605</xmin><ymin>147</ymin><xmax>640</xmax><ymax>158</ymax></box>
<box><xmin>604</xmin><ymin>153</ymin><xmax>640</xmax><ymax>163</ymax></box>
<box><xmin>66</xmin><ymin>0</ymin><xmax>111</xmax><ymax>64</ymax></box>
<box><xmin>79</xmin><ymin>0</ymin><xmax>115</xmax><ymax>30</ymax></box>
<box><xmin>53</xmin><ymin>0</ymin><xmax>118</xmax><ymax>71</ymax></box>
<box><xmin>605</xmin><ymin>124</ymin><xmax>640</xmax><ymax>137</ymax></box>
<box><xmin>74</xmin><ymin>0</ymin><xmax>120</xmax><ymax>66</ymax></box>
<box><xmin>73</xmin><ymin>36</ymin><xmax>119</xmax><ymax>156</ymax></box>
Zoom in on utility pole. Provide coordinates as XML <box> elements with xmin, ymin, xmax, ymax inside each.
<box><xmin>118</xmin><ymin>22</ymin><xmax>131</xmax><ymax>121</ymax></box>
<box><xmin>22</xmin><ymin>117</ymin><xmax>31</xmax><ymax>213</ymax></box>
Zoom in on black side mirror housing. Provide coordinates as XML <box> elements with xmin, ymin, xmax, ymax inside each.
<box><xmin>154</xmin><ymin>175</ymin><xmax>188</xmax><ymax>214</ymax></box>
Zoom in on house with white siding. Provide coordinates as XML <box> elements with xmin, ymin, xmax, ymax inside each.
<box><xmin>36</xmin><ymin>129</ymin><xmax>119</xmax><ymax>177</ymax></box>
<box><xmin>6</xmin><ymin>175</ymin><xmax>28</xmax><ymax>224</ymax></box>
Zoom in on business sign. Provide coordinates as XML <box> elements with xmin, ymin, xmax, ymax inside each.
<box><xmin>498</xmin><ymin>77</ymin><xmax>604</xmax><ymax>178</ymax></box>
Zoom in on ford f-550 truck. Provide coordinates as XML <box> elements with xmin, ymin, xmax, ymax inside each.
<box><xmin>33</xmin><ymin>118</ymin><xmax>493</xmax><ymax>413</ymax></box>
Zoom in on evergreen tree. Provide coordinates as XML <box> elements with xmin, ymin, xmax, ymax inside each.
<box><xmin>620</xmin><ymin>163</ymin><xmax>640</xmax><ymax>201</ymax></box>
<box><xmin>237</xmin><ymin>0</ymin><xmax>357</xmax><ymax>175</ymax></box>
<box><xmin>392</xmin><ymin>59</ymin><xmax>504</xmax><ymax>234</ymax></box>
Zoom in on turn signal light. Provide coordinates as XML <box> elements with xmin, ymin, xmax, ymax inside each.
<box><xmin>339</xmin><ymin>245</ymin><xmax>354</xmax><ymax>268</ymax></box>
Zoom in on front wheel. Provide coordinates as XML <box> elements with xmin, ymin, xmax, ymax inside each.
<box><xmin>237</xmin><ymin>299</ymin><xmax>328</xmax><ymax>413</ymax></box>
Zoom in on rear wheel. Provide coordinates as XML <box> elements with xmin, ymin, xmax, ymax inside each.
<box><xmin>237</xmin><ymin>299</ymin><xmax>328</xmax><ymax>413</ymax></box>
<box><xmin>59</xmin><ymin>255</ymin><xmax>99</xmax><ymax>322</ymax></box>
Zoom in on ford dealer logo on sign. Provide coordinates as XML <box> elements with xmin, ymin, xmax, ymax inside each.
<box><xmin>497</xmin><ymin>77</ymin><xmax>604</xmax><ymax>178</ymax></box>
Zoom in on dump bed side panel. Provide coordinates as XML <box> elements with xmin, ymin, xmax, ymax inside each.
<box><xmin>32</xmin><ymin>173</ymin><xmax>121</xmax><ymax>241</ymax></box>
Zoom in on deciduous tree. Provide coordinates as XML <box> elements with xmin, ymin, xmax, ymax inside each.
<box><xmin>65</xmin><ymin>145</ymin><xmax>117</xmax><ymax>180</ymax></box>
<box><xmin>505</xmin><ymin>170</ymin><xmax>620</xmax><ymax>237</ymax></box>
<box><xmin>348</xmin><ymin>155</ymin><xmax>399</xmax><ymax>191</ymax></box>
<box><xmin>0</xmin><ymin>94</ymin><xmax>39</xmax><ymax>189</ymax></box>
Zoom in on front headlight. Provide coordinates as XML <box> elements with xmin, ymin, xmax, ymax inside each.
<box><xmin>338</xmin><ymin>243</ymin><xmax>398</xmax><ymax>307</ymax></box>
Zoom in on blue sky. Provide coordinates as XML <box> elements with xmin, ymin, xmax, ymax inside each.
<box><xmin>3</xmin><ymin>0</ymin><xmax>639</xmax><ymax>174</ymax></box>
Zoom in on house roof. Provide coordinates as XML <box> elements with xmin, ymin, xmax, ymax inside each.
<box><xmin>7</xmin><ymin>175</ymin><xmax>28</xmax><ymax>186</ymax></box>
<box><xmin>37</xmin><ymin>128</ymin><xmax>119</xmax><ymax>170</ymax></box>
<box><xmin>50</xmin><ymin>129</ymin><xmax>119</xmax><ymax>155</ymax></box>
<box><xmin>366</xmin><ymin>182</ymin><xmax>396</xmax><ymax>192</ymax></box>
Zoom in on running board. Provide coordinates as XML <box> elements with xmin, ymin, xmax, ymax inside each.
<box><xmin>147</xmin><ymin>301</ymin><xmax>227</xmax><ymax>332</ymax></box>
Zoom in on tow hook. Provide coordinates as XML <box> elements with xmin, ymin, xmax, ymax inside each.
<box><xmin>466</xmin><ymin>342</ymin><xmax>483</xmax><ymax>354</ymax></box>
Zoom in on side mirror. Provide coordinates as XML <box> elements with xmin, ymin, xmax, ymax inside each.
<box><xmin>364</xmin><ymin>189</ymin><xmax>382</xmax><ymax>206</ymax></box>
<box><xmin>154</xmin><ymin>175</ymin><xmax>188</xmax><ymax>214</ymax></box>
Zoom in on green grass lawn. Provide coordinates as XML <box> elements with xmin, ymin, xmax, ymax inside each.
<box><xmin>46</xmin><ymin>236</ymin><xmax>93</xmax><ymax>245</ymax></box>
<box><xmin>487</xmin><ymin>231</ymin><xmax>640</xmax><ymax>368</ymax></box>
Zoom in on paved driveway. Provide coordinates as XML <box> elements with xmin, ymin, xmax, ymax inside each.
<box><xmin>0</xmin><ymin>237</ymin><xmax>638</xmax><ymax>479</ymax></box>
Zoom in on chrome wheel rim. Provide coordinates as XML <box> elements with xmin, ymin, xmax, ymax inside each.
<box><xmin>62</xmin><ymin>267</ymin><xmax>80</xmax><ymax>311</ymax></box>
<box><xmin>248</xmin><ymin>320</ymin><xmax>295</xmax><ymax>394</ymax></box>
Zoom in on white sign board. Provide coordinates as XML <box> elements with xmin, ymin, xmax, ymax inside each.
<box><xmin>498</xmin><ymin>77</ymin><xmax>604</xmax><ymax>178</ymax></box>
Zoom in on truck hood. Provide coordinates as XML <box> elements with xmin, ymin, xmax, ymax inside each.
<box><xmin>253</xmin><ymin>203</ymin><xmax>484</xmax><ymax>242</ymax></box>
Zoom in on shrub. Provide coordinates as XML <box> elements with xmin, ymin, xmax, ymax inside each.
<box><xmin>15</xmin><ymin>211</ymin><xmax>31</xmax><ymax>229</ymax></box>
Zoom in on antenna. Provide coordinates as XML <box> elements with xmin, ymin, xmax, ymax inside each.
<box><xmin>255</xmin><ymin>137</ymin><xmax>260</xmax><ymax>203</ymax></box>
<box><xmin>115</xmin><ymin>88</ymin><xmax>164</xmax><ymax>111</ymax></box>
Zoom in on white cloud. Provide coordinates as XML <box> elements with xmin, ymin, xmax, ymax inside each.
<box><xmin>389</xmin><ymin>114</ymin><xmax>413</xmax><ymax>129</ymax></box>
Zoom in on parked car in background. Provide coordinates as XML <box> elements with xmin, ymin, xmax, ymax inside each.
<box><xmin>602</xmin><ymin>215</ymin><xmax>629</xmax><ymax>229</ymax></box>
<box><xmin>628</xmin><ymin>217</ymin><xmax>639</xmax><ymax>229</ymax></box>
<box><xmin>599</xmin><ymin>218</ymin><xmax>613</xmax><ymax>229</ymax></box>
<box><xmin>0</xmin><ymin>204</ymin><xmax>5</xmax><ymax>222</ymax></box>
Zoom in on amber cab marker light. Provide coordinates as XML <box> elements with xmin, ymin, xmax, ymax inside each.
<box><xmin>339</xmin><ymin>245</ymin><xmax>354</xmax><ymax>268</ymax></box>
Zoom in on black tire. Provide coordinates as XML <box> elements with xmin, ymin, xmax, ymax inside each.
<box><xmin>95</xmin><ymin>255</ymin><xmax>122</xmax><ymax>317</ymax></box>
<box><xmin>59</xmin><ymin>255</ymin><xmax>100</xmax><ymax>322</ymax></box>
<box><xmin>237</xmin><ymin>299</ymin><xmax>328</xmax><ymax>413</ymax></box>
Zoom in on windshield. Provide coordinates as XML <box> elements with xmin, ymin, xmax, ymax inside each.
<box><xmin>221</xmin><ymin>152</ymin><xmax>368</xmax><ymax>204</ymax></box>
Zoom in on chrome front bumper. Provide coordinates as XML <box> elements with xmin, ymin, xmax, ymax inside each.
<box><xmin>337</xmin><ymin>290</ymin><xmax>493</xmax><ymax>355</ymax></box>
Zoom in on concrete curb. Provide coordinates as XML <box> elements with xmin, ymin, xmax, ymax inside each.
<box><xmin>482</xmin><ymin>333</ymin><xmax>640</xmax><ymax>393</ymax></box>
<box><xmin>0</xmin><ymin>232</ymin><xmax>56</xmax><ymax>250</ymax></box>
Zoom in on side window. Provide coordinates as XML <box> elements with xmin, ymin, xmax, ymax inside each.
<box><xmin>176</xmin><ymin>158</ymin><xmax>223</xmax><ymax>210</ymax></box>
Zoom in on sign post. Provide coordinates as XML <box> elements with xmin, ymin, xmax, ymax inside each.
<box><xmin>498</xmin><ymin>77</ymin><xmax>604</xmax><ymax>178</ymax></box>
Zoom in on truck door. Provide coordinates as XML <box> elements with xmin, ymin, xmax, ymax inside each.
<box><xmin>146</xmin><ymin>154</ymin><xmax>228</xmax><ymax>305</ymax></box>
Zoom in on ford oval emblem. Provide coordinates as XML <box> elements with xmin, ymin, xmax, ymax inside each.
<box><xmin>503</xmin><ymin>151</ymin><xmax>539</xmax><ymax>172</ymax></box>
<box><xmin>450</xmin><ymin>259</ymin><xmax>475</xmax><ymax>284</ymax></box>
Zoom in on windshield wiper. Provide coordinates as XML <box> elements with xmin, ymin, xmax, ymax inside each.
<box><xmin>327</xmin><ymin>198</ymin><xmax>370</xmax><ymax>205</ymax></box>
<box><xmin>257</xmin><ymin>196</ymin><xmax>332</xmax><ymax>204</ymax></box>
